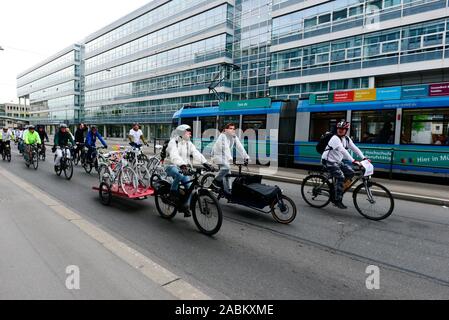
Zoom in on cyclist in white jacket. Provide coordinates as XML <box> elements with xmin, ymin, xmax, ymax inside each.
<box><xmin>211</xmin><ymin>123</ymin><xmax>250</xmax><ymax>196</ymax></box>
<box><xmin>322</xmin><ymin>120</ymin><xmax>367</xmax><ymax>209</ymax></box>
<box><xmin>166</xmin><ymin>124</ymin><xmax>213</xmax><ymax>217</ymax></box>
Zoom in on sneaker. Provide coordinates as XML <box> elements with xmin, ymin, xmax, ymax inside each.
<box><xmin>333</xmin><ymin>201</ymin><xmax>347</xmax><ymax>210</ymax></box>
<box><xmin>181</xmin><ymin>203</ymin><xmax>191</xmax><ymax>218</ymax></box>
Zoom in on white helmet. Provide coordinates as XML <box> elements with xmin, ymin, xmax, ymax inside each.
<box><xmin>174</xmin><ymin>124</ymin><xmax>192</xmax><ymax>139</ymax></box>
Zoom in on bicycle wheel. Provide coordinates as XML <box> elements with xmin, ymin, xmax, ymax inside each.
<box><xmin>154</xmin><ymin>193</ymin><xmax>177</xmax><ymax>219</ymax></box>
<box><xmin>200</xmin><ymin>173</ymin><xmax>216</xmax><ymax>188</ymax></box>
<box><xmin>99</xmin><ymin>182</ymin><xmax>112</xmax><ymax>206</ymax></box>
<box><xmin>147</xmin><ymin>157</ymin><xmax>159</xmax><ymax>172</ymax></box>
<box><xmin>7</xmin><ymin>151</ymin><xmax>11</xmax><ymax>162</ymax></box>
<box><xmin>271</xmin><ymin>195</ymin><xmax>297</xmax><ymax>224</ymax></box>
<box><xmin>192</xmin><ymin>190</ymin><xmax>223</xmax><ymax>236</ymax></box>
<box><xmin>119</xmin><ymin>167</ymin><xmax>138</xmax><ymax>196</ymax></box>
<box><xmin>83</xmin><ymin>160</ymin><xmax>93</xmax><ymax>174</ymax></box>
<box><xmin>32</xmin><ymin>152</ymin><xmax>39</xmax><ymax>170</ymax></box>
<box><xmin>136</xmin><ymin>164</ymin><xmax>151</xmax><ymax>192</ymax></box>
<box><xmin>353</xmin><ymin>181</ymin><xmax>394</xmax><ymax>221</ymax></box>
<box><xmin>301</xmin><ymin>175</ymin><xmax>332</xmax><ymax>208</ymax></box>
<box><xmin>2</xmin><ymin>151</ymin><xmax>5</xmax><ymax>161</ymax></box>
<box><xmin>64</xmin><ymin>158</ymin><xmax>74</xmax><ymax>180</ymax></box>
<box><xmin>98</xmin><ymin>164</ymin><xmax>112</xmax><ymax>184</ymax></box>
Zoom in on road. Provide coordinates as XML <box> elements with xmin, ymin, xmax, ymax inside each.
<box><xmin>1</xmin><ymin>147</ymin><xmax>449</xmax><ymax>299</ymax></box>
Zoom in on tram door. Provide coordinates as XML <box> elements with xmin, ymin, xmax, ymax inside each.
<box><xmin>278</xmin><ymin>101</ymin><xmax>298</xmax><ymax>167</ymax></box>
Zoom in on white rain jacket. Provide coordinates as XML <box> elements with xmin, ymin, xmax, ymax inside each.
<box><xmin>211</xmin><ymin>133</ymin><xmax>249</xmax><ymax>166</ymax></box>
<box><xmin>166</xmin><ymin>136</ymin><xmax>207</xmax><ymax>167</ymax></box>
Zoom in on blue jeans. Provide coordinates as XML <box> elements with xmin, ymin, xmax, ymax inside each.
<box><xmin>215</xmin><ymin>164</ymin><xmax>231</xmax><ymax>194</ymax></box>
<box><xmin>166</xmin><ymin>165</ymin><xmax>191</xmax><ymax>193</ymax></box>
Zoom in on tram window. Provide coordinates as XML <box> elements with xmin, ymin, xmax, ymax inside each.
<box><xmin>199</xmin><ymin>116</ymin><xmax>217</xmax><ymax>134</ymax></box>
<box><xmin>309</xmin><ymin>112</ymin><xmax>346</xmax><ymax>141</ymax></box>
<box><xmin>219</xmin><ymin>116</ymin><xmax>240</xmax><ymax>132</ymax></box>
<box><xmin>351</xmin><ymin>110</ymin><xmax>396</xmax><ymax>144</ymax></box>
<box><xmin>242</xmin><ymin>115</ymin><xmax>267</xmax><ymax>132</ymax></box>
<box><xmin>402</xmin><ymin>109</ymin><xmax>449</xmax><ymax>145</ymax></box>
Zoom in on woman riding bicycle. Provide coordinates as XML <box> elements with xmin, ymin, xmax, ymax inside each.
<box><xmin>165</xmin><ymin>124</ymin><xmax>213</xmax><ymax>217</ymax></box>
<box><xmin>321</xmin><ymin>120</ymin><xmax>368</xmax><ymax>210</ymax></box>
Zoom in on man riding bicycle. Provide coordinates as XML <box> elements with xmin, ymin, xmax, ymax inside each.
<box><xmin>53</xmin><ymin>124</ymin><xmax>74</xmax><ymax>171</ymax></box>
<box><xmin>211</xmin><ymin>123</ymin><xmax>250</xmax><ymax>197</ymax></box>
<box><xmin>166</xmin><ymin>124</ymin><xmax>213</xmax><ymax>217</ymax></box>
<box><xmin>23</xmin><ymin>125</ymin><xmax>41</xmax><ymax>163</ymax></box>
<box><xmin>128</xmin><ymin>122</ymin><xmax>148</xmax><ymax>149</ymax></box>
<box><xmin>321</xmin><ymin>120</ymin><xmax>368</xmax><ymax>210</ymax></box>
<box><xmin>0</xmin><ymin>126</ymin><xmax>15</xmax><ymax>155</ymax></box>
<box><xmin>85</xmin><ymin>125</ymin><xmax>108</xmax><ymax>164</ymax></box>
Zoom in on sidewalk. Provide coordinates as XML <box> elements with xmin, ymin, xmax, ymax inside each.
<box><xmin>90</xmin><ymin>137</ymin><xmax>449</xmax><ymax>206</ymax></box>
<box><xmin>0</xmin><ymin>167</ymin><xmax>190</xmax><ymax>300</ymax></box>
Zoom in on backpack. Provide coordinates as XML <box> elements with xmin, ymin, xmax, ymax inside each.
<box><xmin>160</xmin><ymin>140</ymin><xmax>171</xmax><ymax>161</ymax></box>
<box><xmin>316</xmin><ymin>132</ymin><xmax>334</xmax><ymax>155</ymax></box>
<box><xmin>316</xmin><ymin>132</ymin><xmax>350</xmax><ymax>155</ymax></box>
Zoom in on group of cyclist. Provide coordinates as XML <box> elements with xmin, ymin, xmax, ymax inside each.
<box><xmin>2</xmin><ymin>119</ymin><xmax>368</xmax><ymax>211</ymax></box>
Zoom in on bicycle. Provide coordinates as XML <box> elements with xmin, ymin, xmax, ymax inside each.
<box><xmin>153</xmin><ymin>166</ymin><xmax>223</xmax><ymax>236</ymax></box>
<box><xmin>24</xmin><ymin>144</ymin><xmax>39</xmax><ymax>170</ymax></box>
<box><xmin>301</xmin><ymin>162</ymin><xmax>394</xmax><ymax>221</ymax></box>
<box><xmin>1</xmin><ymin>141</ymin><xmax>12</xmax><ymax>162</ymax></box>
<box><xmin>83</xmin><ymin>146</ymin><xmax>107</xmax><ymax>174</ymax></box>
<box><xmin>39</xmin><ymin>143</ymin><xmax>46</xmax><ymax>161</ymax></box>
<box><xmin>202</xmin><ymin>163</ymin><xmax>297</xmax><ymax>224</ymax></box>
<box><xmin>98</xmin><ymin>150</ymin><xmax>139</xmax><ymax>196</ymax></box>
<box><xmin>124</xmin><ymin>146</ymin><xmax>151</xmax><ymax>192</ymax></box>
<box><xmin>54</xmin><ymin>145</ymin><xmax>74</xmax><ymax>180</ymax></box>
<box><xmin>73</xmin><ymin>143</ymin><xmax>85</xmax><ymax>166</ymax></box>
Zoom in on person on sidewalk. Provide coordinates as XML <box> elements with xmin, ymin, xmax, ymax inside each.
<box><xmin>165</xmin><ymin>124</ymin><xmax>213</xmax><ymax>217</ymax></box>
<box><xmin>53</xmin><ymin>124</ymin><xmax>74</xmax><ymax>171</ymax></box>
<box><xmin>321</xmin><ymin>120</ymin><xmax>368</xmax><ymax>209</ymax></box>
<box><xmin>211</xmin><ymin>123</ymin><xmax>250</xmax><ymax>197</ymax></box>
<box><xmin>128</xmin><ymin>123</ymin><xmax>148</xmax><ymax>149</ymax></box>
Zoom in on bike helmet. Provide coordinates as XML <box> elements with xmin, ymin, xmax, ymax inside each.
<box><xmin>90</xmin><ymin>125</ymin><xmax>97</xmax><ymax>129</ymax></box>
<box><xmin>336</xmin><ymin>120</ymin><xmax>350</xmax><ymax>130</ymax></box>
<box><xmin>60</xmin><ymin>123</ymin><xmax>68</xmax><ymax>129</ymax></box>
<box><xmin>175</xmin><ymin>124</ymin><xmax>192</xmax><ymax>138</ymax></box>
<box><xmin>28</xmin><ymin>125</ymin><xmax>35</xmax><ymax>129</ymax></box>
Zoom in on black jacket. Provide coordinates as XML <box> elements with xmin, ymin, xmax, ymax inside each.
<box><xmin>75</xmin><ymin>127</ymin><xmax>87</xmax><ymax>143</ymax></box>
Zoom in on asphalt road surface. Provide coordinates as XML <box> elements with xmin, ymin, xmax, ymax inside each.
<box><xmin>1</xmin><ymin>147</ymin><xmax>449</xmax><ymax>299</ymax></box>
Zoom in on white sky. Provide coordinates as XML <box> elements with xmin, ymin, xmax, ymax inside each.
<box><xmin>0</xmin><ymin>0</ymin><xmax>152</xmax><ymax>103</ymax></box>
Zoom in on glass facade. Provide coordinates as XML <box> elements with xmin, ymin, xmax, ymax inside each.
<box><xmin>17</xmin><ymin>46</ymin><xmax>82</xmax><ymax>125</ymax></box>
<box><xmin>17</xmin><ymin>0</ymin><xmax>449</xmax><ymax>132</ymax></box>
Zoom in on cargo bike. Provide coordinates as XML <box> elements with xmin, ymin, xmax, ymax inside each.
<box><xmin>201</xmin><ymin>163</ymin><xmax>297</xmax><ymax>224</ymax></box>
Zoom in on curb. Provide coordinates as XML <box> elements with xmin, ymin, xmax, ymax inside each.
<box><xmin>239</xmin><ymin>171</ymin><xmax>449</xmax><ymax>207</ymax></box>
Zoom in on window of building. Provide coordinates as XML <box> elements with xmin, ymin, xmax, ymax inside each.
<box><xmin>401</xmin><ymin>108</ymin><xmax>449</xmax><ymax>145</ymax></box>
<box><xmin>333</xmin><ymin>8</ymin><xmax>348</xmax><ymax>21</ymax></box>
<box><xmin>351</xmin><ymin>110</ymin><xmax>396</xmax><ymax>144</ymax></box>
<box><xmin>309</xmin><ymin>112</ymin><xmax>346</xmax><ymax>141</ymax></box>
